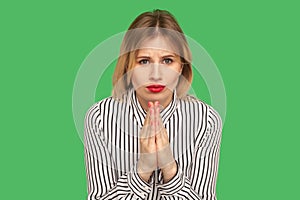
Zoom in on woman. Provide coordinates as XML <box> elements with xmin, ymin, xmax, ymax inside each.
<box><xmin>84</xmin><ymin>9</ymin><xmax>222</xmax><ymax>200</ymax></box>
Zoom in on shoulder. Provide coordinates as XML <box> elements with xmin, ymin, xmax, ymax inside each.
<box><xmin>177</xmin><ymin>95</ymin><xmax>209</xmax><ymax>116</ymax></box>
<box><xmin>207</xmin><ymin>104</ymin><xmax>223</xmax><ymax>130</ymax></box>
<box><xmin>85</xmin><ymin>95</ymin><xmax>129</xmax><ymax>120</ymax></box>
<box><xmin>178</xmin><ymin>95</ymin><xmax>223</xmax><ymax>129</ymax></box>
<box><xmin>84</xmin><ymin>96</ymin><xmax>116</xmax><ymax>122</ymax></box>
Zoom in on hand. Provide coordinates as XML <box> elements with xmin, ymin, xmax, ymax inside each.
<box><xmin>153</xmin><ymin>101</ymin><xmax>177</xmax><ymax>183</ymax></box>
<box><xmin>137</xmin><ymin>102</ymin><xmax>157</xmax><ymax>182</ymax></box>
<box><xmin>137</xmin><ymin>101</ymin><xmax>177</xmax><ymax>183</ymax></box>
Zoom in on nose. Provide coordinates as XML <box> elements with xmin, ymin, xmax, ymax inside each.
<box><xmin>149</xmin><ymin>63</ymin><xmax>162</xmax><ymax>81</ymax></box>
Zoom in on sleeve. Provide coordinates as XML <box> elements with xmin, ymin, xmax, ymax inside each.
<box><xmin>156</xmin><ymin>105</ymin><xmax>223</xmax><ymax>200</ymax></box>
<box><xmin>84</xmin><ymin>103</ymin><xmax>153</xmax><ymax>200</ymax></box>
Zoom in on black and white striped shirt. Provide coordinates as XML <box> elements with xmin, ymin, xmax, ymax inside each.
<box><xmin>84</xmin><ymin>88</ymin><xmax>222</xmax><ymax>200</ymax></box>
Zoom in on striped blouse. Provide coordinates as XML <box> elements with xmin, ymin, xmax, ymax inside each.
<box><xmin>84</xmin><ymin>88</ymin><xmax>222</xmax><ymax>200</ymax></box>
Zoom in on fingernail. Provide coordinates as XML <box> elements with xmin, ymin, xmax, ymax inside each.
<box><xmin>148</xmin><ymin>102</ymin><xmax>152</xmax><ymax>108</ymax></box>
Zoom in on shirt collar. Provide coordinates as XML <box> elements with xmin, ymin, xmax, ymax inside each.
<box><xmin>130</xmin><ymin>88</ymin><xmax>178</xmax><ymax>129</ymax></box>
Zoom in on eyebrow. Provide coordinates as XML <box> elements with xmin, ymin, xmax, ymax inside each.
<box><xmin>136</xmin><ymin>55</ymin><xmax>175</xmax><ymax>59</ymax></box>
<box><xmin>136</xmin><ymin>56</ymin><xmax>150</xmax><ymax>59</ymax></box>
<box><xmin>162</xmin><ymin>54</ymin><xmax>175</xmax><ymax>58</ymax></box>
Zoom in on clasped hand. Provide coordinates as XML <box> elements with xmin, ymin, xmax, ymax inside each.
<box><xmin>137</xmin><ymin>101</ymin><xmax>177</xmax><ymax>183</ymax></box>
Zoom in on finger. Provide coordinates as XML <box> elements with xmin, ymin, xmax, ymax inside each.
<box><xmin>153</xmin><ymin>104</ymin><xmax>163</xmax><ymax>150</ymax></box>
<box><xmin>144</xmin><ymin>101</ymin><xmax>154</xmax><ymax>126</ymax></box>
<box><xmin>156</xmin><ymin>128</ymin><xmax>169</xmax><ymax>150</ymax></box>
<box><xmin>154</xmin><ymin>102</ymin><xmax>164</xmax><ymax>135</ymax></box>
<box><xmin>149</xmin><ymin>107</ymin><xmax>156</xmax><ymax>140</ymax></box>
<box><xmin>141</xmin><ymin>102</ymin><xmax>153</xmax><ymax>140</ymax></box>
<box><xmin>154</xmin><ymin>108</ymin><xmax>169</xmax><ymax>148</ymax></box>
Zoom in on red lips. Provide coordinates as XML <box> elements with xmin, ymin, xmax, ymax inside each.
<box><xmin>146</xmin><ymin>85</ymin><xmax>165</xmax><ymax>93</ymax></box>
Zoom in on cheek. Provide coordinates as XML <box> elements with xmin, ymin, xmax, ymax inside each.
<box><xmin>165</xmin><ymin>74</ymin><xmax>180</xmax><ymax>89</ymax></box>
<box><xmin>161</xmin><ymin>65</ymin><xmax>181</xmax><ymax>80</ymax></box>
<box><xmin>131</xmin><ymin>68</ymin><xmax>147</xmax><ymax>89</ymax></box>
<box><xmin>164</xmin><ymin>68</ymin><xmax>180</xmax><ymax>82</ymax></box>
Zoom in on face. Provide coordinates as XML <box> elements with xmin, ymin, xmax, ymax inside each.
<box><xmin>131</xmin><ymin>36</ymin><xmax>182</xmax><ymax>110</ymax></box>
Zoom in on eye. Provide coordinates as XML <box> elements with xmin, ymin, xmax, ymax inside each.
<box><xmin>138</xmin><ymin>59</ymin><xmax>150</xmax><ymax>65</ymax></box>
<box><xmin>162</xmin><ymin>58</ymin><xmax>173</xmax><ymax>64</ymax></box>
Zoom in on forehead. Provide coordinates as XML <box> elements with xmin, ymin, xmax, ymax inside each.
<box><xmin>136</xmin><ymin>48</ymin><xmax>176</xmax><ymax>57</ymax></box>
<box><xmin>137</xmin><ymin>36</ymin><xmax>179</xmax><ymax>55</ymax></box>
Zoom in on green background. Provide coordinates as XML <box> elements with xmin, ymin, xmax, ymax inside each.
<box><xmin>1</xmin><ymin>0</ymin><xmax>299</xmax><ymax>199</ymax></box>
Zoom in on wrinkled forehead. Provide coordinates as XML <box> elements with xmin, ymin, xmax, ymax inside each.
<box><xmin>137</xmin><ymin>36</ymin><xmax>178</xmax><ymax>53</ymax></box>
<box><xmin>124</xmin><ymin>27</ymin><xmax>183</xmax><ymax>55</ymax></box>
<box><xmin>136</xmin><ymin>48</ymin><xmax>177</xmax><ymax>58</ymax></box>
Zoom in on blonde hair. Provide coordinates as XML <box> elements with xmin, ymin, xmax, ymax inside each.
<box><xmin>112</xmin><ymin>9</ymin><xmax>192</xmax><ymax>99</ymax></box>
